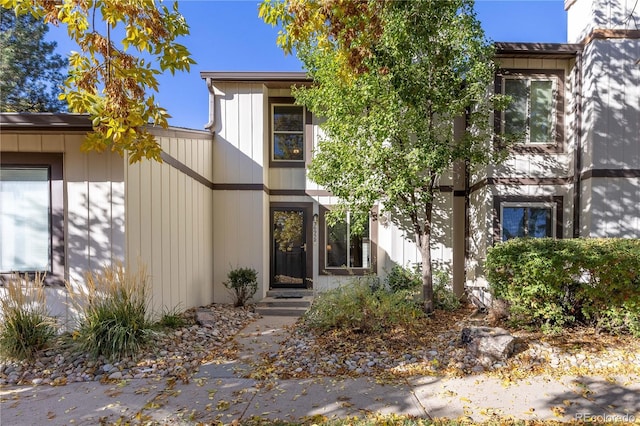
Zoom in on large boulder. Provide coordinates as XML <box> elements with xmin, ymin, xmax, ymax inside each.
<box><xmin>460</xmin><ymin>326</ymin><xmax>516</xmax><ymax>362</ymax></box>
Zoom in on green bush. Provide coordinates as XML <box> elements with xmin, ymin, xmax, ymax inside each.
<box><xmin>155</xmin><ymin>305</ymin><xmax>187</xmax><ymax>329</ymax></box>
<box><xmin>384</xmin><ymin>263</ymin><xmax>421</xmax><ymax>293</ymax></box>
<box><xmin>486</xmin><ymin>238</ymin><xmax>640</xmax><ymax>335</ymax></box>
<box><xmin>433</xmin><ymin>269</ymin><xmax>461</xmax><ymax>312</ymax></box>
<box><xmin>224</xmin><ymin>267</ymin><xmax>258</xmax><ymax>307</ymax></box>
<box><xmin>67</xmin><ymin>263</ymin><xmax>152</xmax><ymax>360</ymax></box>
<box><xmin>303</xmin><ymin>279</ymin><xmax>424</xmax><ymax>333</ymax></box>
<box><xmin>0</xmin><ymin>273</ymin><xmax>56</xmax><ymax>360</ymax></box>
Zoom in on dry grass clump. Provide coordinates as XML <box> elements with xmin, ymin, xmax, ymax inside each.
<box><xmin>0</xmin><ymin>273</ymin><xmax>56</xmax><ymax>360</ymax></box>
<box><xmin>67</xmin><ymin>263</ymin><xmax>152</xmax><ymax>360</ymax></box>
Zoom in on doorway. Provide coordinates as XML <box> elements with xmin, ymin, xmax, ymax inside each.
<box><xmin>270</xmin><ymin>204</ymin><xmax>313</xmax><ymax>289</ymax></box>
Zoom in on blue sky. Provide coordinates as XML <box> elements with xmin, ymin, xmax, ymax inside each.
<box><xmin>46</xmin><ymin>0</ymin><xmax>568</xmax><ymax>130</ymax></box>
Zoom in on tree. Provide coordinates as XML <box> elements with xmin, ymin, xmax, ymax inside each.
<box><xmin>0</xmin><ymin>0</ymin><xmax>195</xmax><ymax>163</ymax></box>
<box><xmin>261</xmin><ymin>0</ymin><xmax>508</xmax><ymax>313</ymax></box>
<box><xmin>0</xmin><ymin>8</ymin><xmax>67</xmax><ymax>112</ymax></box>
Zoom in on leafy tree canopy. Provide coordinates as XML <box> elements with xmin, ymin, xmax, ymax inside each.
<box><xmin>0</xmin><ymin>0</ymin><xmax>196</xmax><ymax>163</ymax></box>
<box><xmin>261</xmin><ymin>0</ymin><xmax>509</xmax><ymax>313</ymax></box>
<box><xmin>0</xmin><ymin>8</ymin><xmax>67</xmax><ymax>112</ymax></box>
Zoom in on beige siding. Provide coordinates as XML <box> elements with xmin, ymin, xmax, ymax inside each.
<box><xmin>126</xmin><ymin>132</ymin><xmax>214</xmax><ymax>313</ymax></box>
<box><xmin>212</xmin><ymin>190</ymin><xmax>268</xmax><ymax>303</ymax></box>
<box><xmin>567</xmin><ymin>0</ymin><xmax>639</xmax><ymax>43</ymax></box>
<box><xmin>2</xmin><ymin>131</ymin><xmax>126</xmax><ymax>326</ymax></box>
<box><xmin>213</xmin><ymin>82</ymin><xmax>265</xmax><ymax>185</ymax></box>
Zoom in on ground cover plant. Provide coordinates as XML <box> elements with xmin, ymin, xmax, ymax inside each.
<box><xmin>486</xmin><ymin>238</ymin><xmax>640</xmax><ymax>335</ymax></box>
<box><xmin>0</xmin><ymin>273</ymin><xmax>56</xmax><ymax>360</ymax></box>
<box><xmin>67</xmin><ymin>263</ymin><xmax>153</xmax><ymax>360</ymax></box>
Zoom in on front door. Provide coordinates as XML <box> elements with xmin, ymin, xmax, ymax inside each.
<box><xmin>271</xmin><ymin>207</ymin><xmax>310</xmax><ymax>288</ymax></box>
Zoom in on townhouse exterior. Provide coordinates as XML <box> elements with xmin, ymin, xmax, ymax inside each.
<box><xmin>0</xmin><ymin>0</ymin><xmax>638</xmax><ymax>319</ymax></box>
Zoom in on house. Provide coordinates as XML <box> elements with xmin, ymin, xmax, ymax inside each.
<box><xmin>1</xmin><ymin>0</ymin><xmax>638</xmax><ymax>318</ymax></box>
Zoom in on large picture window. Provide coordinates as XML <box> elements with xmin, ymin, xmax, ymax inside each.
<box><xmin>272</xmin><ymin>105</ymin><xmax>304</xmax><ymax>162</ymax></box>
<box><xmin>325</xmin><ymin>212</ymin><xmax>370</xmax><ymax>269</ymax></box>
<box><xmin>0</xmin><ymin>153</ymin><xmax>64</xmax><ymax>285</ymax></box>
<box><xmin>0</xmin><ymin>167</ymin><xmax>51</xmax><ymax>272</ymax></box>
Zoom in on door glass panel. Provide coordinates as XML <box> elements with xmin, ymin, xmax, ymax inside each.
<box><xmin>273</xmin><ymin>210</ymin><xmax>305</xmax><ymax>286</ymax></box>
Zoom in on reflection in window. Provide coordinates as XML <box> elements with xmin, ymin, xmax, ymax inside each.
<box><xmin>504</xmin><ymin>77</ymin><xmax>555</xmax><ymax>144</ymax></box>
<box><xmin>0</xmin><ymin>167</ymin><xmax>51</xmax><ymax>272</ymax></box>
<box><xmin>502</xmin><ymin>204</ymin><xmax>553</xmax><ymax>241</ymax></box>
<box><xmin>326</xmin><ymin>212</ymin><xmax>370</xmax><ymax>268</ymax></box>
<box><xmin>273</xmin><ymin>105</ymin><xmax>304</xmax><ymax>161</ymax></box>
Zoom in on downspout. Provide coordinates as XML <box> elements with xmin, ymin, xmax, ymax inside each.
<box><xmin>204</xmin><ymin>77</ymin><xmax>216</xmax><ymax>133</ymax></box>
<box><xmin>572</xmin><ymin>48</ymin><xmax>583</xmax><ymax>238</ymax></box>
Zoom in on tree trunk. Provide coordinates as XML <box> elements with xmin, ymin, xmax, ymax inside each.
<box><xmin>420</xmin><ymin>232</ymin><xmax>434</xmax><ymax>314</ymax></box>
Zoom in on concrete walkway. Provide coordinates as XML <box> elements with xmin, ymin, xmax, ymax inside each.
<box><xmin>1</xmin><ymin>316</ymin><xmax>639</xmax><ymax>425</ymax></box>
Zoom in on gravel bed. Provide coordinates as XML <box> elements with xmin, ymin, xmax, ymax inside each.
<box><xmin>0</xmin><ymin>304</ymin><xmax>259</xmax><ymax>386</ymax></box>
<box><xmin>264</xmin><ymin>325</ymin><xmax>640</xmax><ymax>379</ymax></box>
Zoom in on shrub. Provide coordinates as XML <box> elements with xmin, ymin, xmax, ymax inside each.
<box><xmin>433</xmin><ymin>269</ymin><xmax>461</xmax><ymax>312</ymax></box>
<box><xmin>67</xmin><ymin>263</ymin><xmax>152</xmax><ymax>360</ymax></box>
<box><xmin>486</xmin><ymin>238</ymin><xmax>640</xmax><ymax>335</ymax></box>
<box><xmin>224</xmin><ymin>267</ymin><xmax>258</xmax><ymax>307</ymax></box>
<box><xmin>0</xmin><ymin>273</ymin><xmax>56</xmax><ymax>360</ymax></box>
<box><xmin>303</xmin><ymin>279</ymin><xmax>424</xmax><ymax>333</ymax></box>
<box><xmin>384</xmin><ymin>263</ymin><xmax>421</xmax><ymax>293</ymax></box>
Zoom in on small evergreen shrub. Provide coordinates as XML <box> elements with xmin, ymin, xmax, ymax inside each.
<box><xmin>67</xmin><ymin>263</ymin><xmax>152</xmax><ymax>360</ymax></box>
<box><xmin>224</xmin><ymin>267</ymin><xmax>258</xmax><ymax>307</ymax></box>
<box><xmin>486</xmin><ymin>238</ymin><xmax>640</xmax><ymax>335</ymax></box>
<box><xmin>303</xmin><ymin>279</ymin><xmax>424</xmax><ymax>333</ymax></box>
<box><xmin>384</xmin><ymin>263</ymin><xmax>421</xmax><ymax>293</ymax></box>
<box><xmin>0</xmin><ymin>273</ymin><xmax>56</xmax><ymax>360</ymax></box>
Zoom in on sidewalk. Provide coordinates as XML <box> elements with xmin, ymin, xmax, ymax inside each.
<box><xmin>1</xmin><ymin>316</ymin><xmax>639</xmax><ymax>425</ymax></box>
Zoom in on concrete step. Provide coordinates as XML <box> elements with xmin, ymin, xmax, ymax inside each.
<box><xmin>256</xmin><ymin>290</ymin><xmax>314</xmax><ymax>316</ymax></box>
<box><xmin>266</xmin><ymin>289</ymin><xmax>313</xmax><ymax>298</ymax></box>
<box><xmin>254</xmin><ymin>305</ymin><xmax>309</xmax><ymax>317</ymax></box>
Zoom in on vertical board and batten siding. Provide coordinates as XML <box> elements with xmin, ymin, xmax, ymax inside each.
<box><xmin>212</xmin><ymin>82</ymin><xmax>269</xmax><ymax>302</ymax></box>
<box><xmin>125</xmin><ymin>129</ymin><xmax>214</xmax><ymax>314</ymax></box>
<box><xmin>1</xmin><ymin>131</ymin><xmax>125</xmax><ymax>326</ymax></box>
<box><xmin>580</xmin><ymin>38</ymin><xmax>640</xmax><ymax>237</ymax></box>
<box><xmin>568</xmin><ymin>0</ymin><xmax>639</xmax><ymax>43</ymax></box>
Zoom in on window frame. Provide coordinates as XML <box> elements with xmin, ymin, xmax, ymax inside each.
<box><xmin>318</xmin><ymin>206</ymin><xmax>376</xmax><ymax>276</ymax></box>
<box><xmin>269</xmin><ymin>97</ymin><xmax>311</xmax><ymax>168</ymax></box>
<box><xmin>493</xmin><ymin>195</ymin><xmax>563</xmax><ymax>244</ymax></box>
<box><xmin>0</xmin><ymin>153</ymin><xmax>64</xmax><ymax>286</ymax></box>
<box><xmin>495</xmin><ymin>69</ymin><xmax>565</xmax><ymax>153</ymax></box>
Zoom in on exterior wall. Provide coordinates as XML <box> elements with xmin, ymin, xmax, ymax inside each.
<box><xmin>577</xmin><ymin>28</ymin><xmax>640</xmax><ymax>237</ymax></box>
<box><xmin>211</xmin><ymin>82</ymin><xmax>270</xmax><ymax>302</ymax></box>
<box><xmin>567</xmin><ymin>0</ymin><xmax>639</xmax><ymax>43</ymax></box>
<box><xmin>1</xmin><ymin>131</ymin><xmax>125</xmax><ymax>326</ymax></box>
<box><xmin>466</xmin><ymin>55</ymin><xmax>577</xmax><ymax>297</ymax></box>
<box><xmin>125</xmin><ymin>128</ymin><xmax>214</xmax><ymax>313</ymax></box>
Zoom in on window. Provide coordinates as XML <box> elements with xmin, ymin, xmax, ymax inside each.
<box><xmin>272</xmin><ymin>105</ymin><xmax>304</xmax><ymax>162</ymax></box>
<box><xmin>497</xmin><ymin>70</ymin><xmax>564</xmax><ymax>151</ymax></box>
<box><xmin>494</xmin><ymin>196</ymin><xmax>563</xmax><ymax>243</ymax></box>
<box><xmin>0</xmin><ymin>153</ymin><xmax>63</xmax><ymax>285</ymax></box>
<box><xmin>325</xmin><ymin>212</ymin><xmax>370</xmax><ymax>269</ymax></box>
<box><xmin>501</xmin><ymin>203</ymin><xmax>555</xmax><ymax>241</ymax></box>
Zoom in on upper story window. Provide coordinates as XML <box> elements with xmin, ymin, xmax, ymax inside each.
<box><xmin>497</xmin><ymin>70</ymin><xmax>565</xmax><ymax>153</ymax></box>
<box><xmin>272</xmin><ymin>104</ymin><xmax>305</xmax><ymax>163</ymax></box>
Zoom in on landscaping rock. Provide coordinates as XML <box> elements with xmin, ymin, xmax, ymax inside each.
<box><xmin>460</xmin><ymin>326</ymin><xmax>516</xmax><ymax>362</ymax></box>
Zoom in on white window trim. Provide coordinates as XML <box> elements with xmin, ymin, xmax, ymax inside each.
<box><xmin>500</xmin><ymin>201</ymin><xmax>557</xmax><ymax>240</ymax></box>
<box><xmin>324</xmin><ymin>211</ymin><xmax>371</xmax><ymax>269</ymax></box>
<box><xmin>271</xmin><ymin>103</ymin><xmax>305</xmax><ymax>162</ymax></box>
<box><xmin>502</xmin><ymin>75</ymin><xmax>558</xmax><ymax>145</ymax></box>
